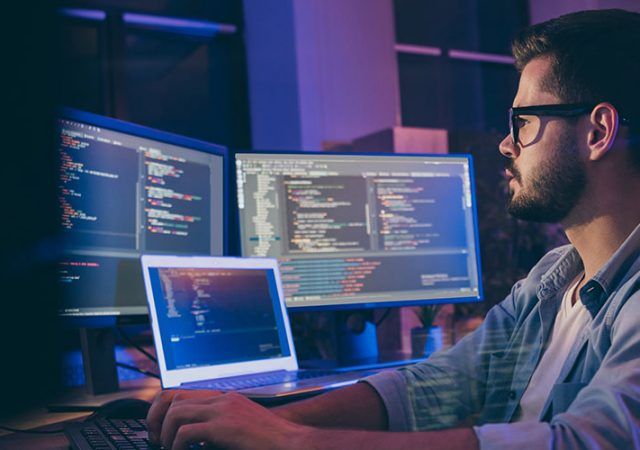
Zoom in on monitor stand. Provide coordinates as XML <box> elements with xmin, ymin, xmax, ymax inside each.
<box><xmin>298</xmin><ymin>310</ymin><xmax>422</xmax><ymax>371</ymax></box>
<box><xmin>47</xmin><ymin>327</ymin><xmax>121</xmax><ymax>412</ymax></box>
<box><xmin>79</xmin><ymin>327</ymin><xmax>120</xmax><ymax>395</ymax></box>
<box><xmin>335</xmin><ymin>312</ymin><xmax>379</xmax><ymax>365</ymax></box>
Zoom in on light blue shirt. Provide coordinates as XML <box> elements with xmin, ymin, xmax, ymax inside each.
<box><xmin>364</xmin><ymin>223</ymin><xmax>640</xmax><ymax>449</ymax></box>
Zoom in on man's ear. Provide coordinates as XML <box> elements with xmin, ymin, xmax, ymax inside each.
<box><xmin>587</xmin><ymin>102</ymin><xmax>619</xmax><ymax>161</ymax></box>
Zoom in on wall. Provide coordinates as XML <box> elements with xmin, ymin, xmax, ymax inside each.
<box><xmin>243</xmin><ymin>0</ymin><xmax>400</xmax><ymax>150</ymax></box>
<box><xmin>529</xmin><ymin>0</ymin><xmax>640</xmax><ymax>24</ymax></box>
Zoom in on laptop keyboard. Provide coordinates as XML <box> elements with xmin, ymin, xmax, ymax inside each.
<box><xmin>191</xmin><ymin>370</ymin><xmax>336</xmax><ymax>390</ymax></box>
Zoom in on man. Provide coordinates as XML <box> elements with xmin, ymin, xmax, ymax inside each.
<box><xmin>147</xmin><ymin>9</ymin><xmax>640</xmax><ymax>449</ymax></box>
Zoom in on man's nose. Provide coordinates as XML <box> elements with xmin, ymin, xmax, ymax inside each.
<box><xmin>499</xmin><ymin>134</ymin><xmax>519</xmax><ymax>159</ymax></box>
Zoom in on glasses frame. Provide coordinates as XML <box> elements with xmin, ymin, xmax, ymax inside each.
<box><xmin>509</xmin><ymin>103</ymin><xmax>598</xmax><ymax>147</ymax></box>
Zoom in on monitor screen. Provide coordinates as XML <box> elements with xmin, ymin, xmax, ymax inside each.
<box><xmin>58</xmin><ymin>109</ymin><xmax>226</xmax><ymax>318</ymax></box>
<box><xmin>235</xmin><ymin>152</ymin><xmax>482</xmax><ymax>310</ymax></box>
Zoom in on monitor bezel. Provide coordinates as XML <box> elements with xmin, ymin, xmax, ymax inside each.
<box><xmin>232</xmin><ymin>149</ymin><xmax>484</xmax><ymax>312</ymax></box>
<box><xmin>58</xmin><ymin>107</ymin><xmax>229</xmax><ymax>325</ymax></box>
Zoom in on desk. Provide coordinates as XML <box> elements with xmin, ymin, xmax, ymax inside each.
<box><xmin>0</xmin><ymin>378</ymin><xmax>161</xmax><ymax>449</ymax></box>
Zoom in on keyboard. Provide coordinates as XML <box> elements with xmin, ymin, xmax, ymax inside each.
<box><xmin>65</xmin><ymin>418</ymin><xmax>157</xmax><ymax>450</ymax></box>
<box><xmin>186</xmin><ymin>369</ymin><xmax>336</xmax><ymax>390</ymax></box>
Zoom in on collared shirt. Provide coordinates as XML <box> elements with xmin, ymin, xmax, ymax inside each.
<box><xmin>514</xmin><ymin>272</ymin><xmax>590</xmax><ymax>422</ymax></box>
<box><xmin>364</xmin><ymin>223</ymin><xmax>640</xmax><ymax>449</ymax></box>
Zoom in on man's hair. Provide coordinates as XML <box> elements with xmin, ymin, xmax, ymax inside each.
<box><xmin>512</xmin><ymin>9</ymin><xmax>640</xmax><ymax>169</ymax></box>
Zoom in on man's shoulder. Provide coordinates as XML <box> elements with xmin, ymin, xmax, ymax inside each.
<box><xmin>608</xmin><ymin>263</ymin><xmax>640</xmax><ymax>330</ymax></box>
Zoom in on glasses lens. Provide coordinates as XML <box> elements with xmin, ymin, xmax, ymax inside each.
<box><xmin>512</xmin><ymin>114</ymin><xmax>541</xmax><ymax>147</ymax></box>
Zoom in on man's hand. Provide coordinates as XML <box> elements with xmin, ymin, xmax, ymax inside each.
<box><xmin>146</xmin><ymin>389</ymin><xmax>309</xmax><ymax>450</ymax></box>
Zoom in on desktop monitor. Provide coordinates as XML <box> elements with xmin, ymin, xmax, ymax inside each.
<box><xmin>57</xmin><ymin>108</ymin><xmax>227</xmax><ymax>322</ymax></box>
<box><xmin>235</xmin><ymin>152</ymin><xmax>483</xmax><ymax>310</ymax></box>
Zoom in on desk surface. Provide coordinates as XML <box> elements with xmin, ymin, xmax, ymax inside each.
<box><xmin>0</xmin><ymin>378</ymin><xmax>161</xmax><ymax>449</ymax></box>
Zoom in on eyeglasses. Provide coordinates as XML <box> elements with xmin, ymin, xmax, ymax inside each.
<box><xmin>508</xmin><ymin>103</ymin><xmax>597</xmax><ymax>147</ymax></box>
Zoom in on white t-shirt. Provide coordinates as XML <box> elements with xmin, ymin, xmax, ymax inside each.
<box><xmin>514</xmin><ymin>273</ymin><xmax>591</xmax><ymax>422</ymax></box>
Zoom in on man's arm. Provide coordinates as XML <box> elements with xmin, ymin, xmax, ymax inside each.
<box><xmin>297</xmin><ymin>426</ymin><xmax>478</xmax><ymax>450</ymax></box>
<box><xmin>149</xmin><ymin>389</ymin><xmax>479</xmax><ymax>450</ymax></box>
<box><xmin>272</xmin><ymin>381</ymin><xmax>388</xmax><ymax>430</ymax></box>
<box><xmin>275</xmin><ymin>387</ymin><xmax>480</xmax><ymax>449</ymax></box>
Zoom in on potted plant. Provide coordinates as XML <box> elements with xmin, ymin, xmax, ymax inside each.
<box><xmin>411</xmin><ymin>305</ymin><xmax>443</xmax><ymax>358</ymax></box>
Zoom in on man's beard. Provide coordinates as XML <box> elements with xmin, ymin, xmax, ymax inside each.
<box><xmin>506</xmin><ymin>133</ymin><xmax>587</xmax><ymax>223</ymax></box>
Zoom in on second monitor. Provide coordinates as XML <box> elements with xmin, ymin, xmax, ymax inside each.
<box><xmin>58</xmin><ymin>108</ymin><xmax>227</xmax><ymax>320</ymax></box>
<box><xmin>235</xmin><ymin>152</ymin><xmax>483</xmax><ymax>310</ymax></box>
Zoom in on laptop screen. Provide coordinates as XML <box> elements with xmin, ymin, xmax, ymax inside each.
<box><xmin>147</xmin><ymin>267</ymin><xmax>292</xmax><ymax>370</ymax></box>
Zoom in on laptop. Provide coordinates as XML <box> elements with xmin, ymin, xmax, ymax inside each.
<box><xmin>140</xmin><ymin>255</ymin><xmax>384</xmax><ymax>400</ymax></box>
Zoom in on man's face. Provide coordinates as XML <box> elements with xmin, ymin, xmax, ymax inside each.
<box><xmin>499</xmin><ymin>57</ymin><xmax>587</xmax><ymax>223</ymax></box>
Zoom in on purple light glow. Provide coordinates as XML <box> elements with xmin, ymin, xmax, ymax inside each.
<box><xmin>448</xmin><ymin>49</ymin><xmax>515</xmax><ymax>65</ymax></box>
<box><xmin>395</xmin><ymin>44</ymin><xmax>442</xmax><ymax>57</ymax></box>
<box><xmin>123</xmin><ymin>13</ymin><xmax>236</xmax><ymax>38</ymax></box>
<box><xmin>58</xmin><ymin>8</ymin><xmax>106</xmax><ymax>22</ymax></box>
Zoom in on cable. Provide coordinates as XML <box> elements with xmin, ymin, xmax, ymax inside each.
<box><xmin>374</xmin><ymin>308</ymin><xmax>392</xmax><ymax>326</ymax></box>
<box><xmin>116</xmin><ymin>326</ymin><xmax>157</xmax><ymax>364</ymax></box>
<box><xmin>114</xmin><ymin>327</ymin><xmax>160</xmax><ymax>379</ymax></box>
<box><xmin>0</xmin><ymin>425</ymin><xmax>64</xmax><ymax>434</ymax></box>
<box><xmin>116</xmin><ymin>362</ymin><xmax>160</xmax><ymax>379</ymax></box>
